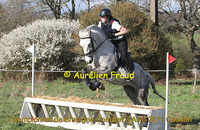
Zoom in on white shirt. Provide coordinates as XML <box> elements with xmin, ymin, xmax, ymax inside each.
<box><xmin>98</xmin><ymin>21</ymin><xmax>123</xmax><ymax>40</ymax></box>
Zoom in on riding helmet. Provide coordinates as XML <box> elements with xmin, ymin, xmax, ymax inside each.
<box><xmin>99</xmin><ymin>9</ymin><xmax>112</xmax><ymax>17</ymax></box>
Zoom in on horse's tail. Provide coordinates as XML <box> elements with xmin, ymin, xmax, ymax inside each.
<box><xmin>147</xmin><ymin>72</ymin><xmax>166</xmax><ymax>101</ymax></box>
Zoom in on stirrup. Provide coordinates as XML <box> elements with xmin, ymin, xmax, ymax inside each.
<box><xmin>125</xmin><ymin>69</ymin><xmax>133</xmax><ymax>82</ymax></box>
<box><xmin>126</xmin><ymin>77</ymin><xmax>133</xmax><ymax>82</ymax></box>
<box><xmin>125</xmin><ymin>67</ymin><xmax>133</xmax><ymax>74</ymax></box>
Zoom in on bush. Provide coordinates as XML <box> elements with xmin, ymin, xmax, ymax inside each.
<box><xmin>175</xmin><ymin>59</ymin><xmax>187</xmax><ymax>73</ymax></box>
<box><xmin>0</xmin><ymin>19</ymin><xmax>80</xmax><ymax>71</ymax></box>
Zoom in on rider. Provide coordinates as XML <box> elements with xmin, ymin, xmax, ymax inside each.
<box><xmin>83</xmin><ymin>9</ymin><xmax>133</xmax><ymax>91</ymax></box>
<box><xmin>98</xmin><ymin>8</ymin><xmax>133</xmax><ymax>73</ymax></box>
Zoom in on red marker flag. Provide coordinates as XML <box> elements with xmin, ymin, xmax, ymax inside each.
<box><xmin>168</xmin><ymin>55</ymin><xmax>176</xmax><ymax>64</ymax></box>
<box><xmin>165</xmin><ymin>52</ymin><xmax>176</xmax><ymax>130</ymax></box>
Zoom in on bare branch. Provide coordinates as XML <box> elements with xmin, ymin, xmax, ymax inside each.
<box><xmin>65</xmin><ymin>2</ymin><xmax>71</xmax><ymax>13</ymax></box>
<box><xmin>40</xmin><ymin>0</ymin><xmax>66</xmax><ymax>19</ymax></box>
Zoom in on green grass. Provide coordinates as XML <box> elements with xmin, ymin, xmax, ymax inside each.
<box><xmin>0</xmin><ymin>80</ymin><xmax>200</xmax><ymax>129</ymax></box>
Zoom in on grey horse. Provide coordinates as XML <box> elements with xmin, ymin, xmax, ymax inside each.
<box><xmin>79</xmin><ymin>25</ymin><xmax>165</xmax><ymax>106</ymax></box>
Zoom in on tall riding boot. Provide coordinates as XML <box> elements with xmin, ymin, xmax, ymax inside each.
<box><xmin>124</xmin><ymin>58</ymin><xmax>133</xmax><ymax>82</ymax></box>
<box><xmin>125</xmin><ymin>58</ymin><xmax>133</xmax><ymax>73</ymax></box>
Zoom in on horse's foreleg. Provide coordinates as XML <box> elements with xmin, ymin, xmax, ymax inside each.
<box><xmin>82</xmin><ymin>68</ymin><xmax>96</xmax><ymax>91</ymax></box>
<box><xmin>82</xmin><ymin>66</ymin><xmax>105</xmax><ymax>91</ymax></box>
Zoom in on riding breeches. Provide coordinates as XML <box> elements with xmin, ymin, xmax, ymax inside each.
<box><xmin>111</xmin><ymin>36</ymin><xmax>128</xmax><ymax>65</ymax></box>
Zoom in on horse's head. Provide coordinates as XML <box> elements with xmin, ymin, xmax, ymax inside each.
<box><xmin>79</xmin><ymin>28</ymin><xmax>93</xmax><ymax>63</ymax></box>
<box><xmin>79</xmin><ymin>25</ymin><xmax>107</xmax><ymax>63</ymax></box>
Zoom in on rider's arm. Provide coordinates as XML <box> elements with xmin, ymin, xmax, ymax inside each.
<box><xmin>114</xmin><ymin>26</ymin><xmax>128</xmax><ymax>37</ymax></box>
<box><xmin>112</xmin><ymin>21</ymin><xmax>128</xmax><ymax>37</ymax></box>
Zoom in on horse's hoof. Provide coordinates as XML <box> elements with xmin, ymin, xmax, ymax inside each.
<box><xmin>99</xmin><ymin>83</ymin><xmax>105</xmax><ymax>90</ymax></box>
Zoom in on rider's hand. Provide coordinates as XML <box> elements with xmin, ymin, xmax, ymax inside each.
<box><xmin>106</xmin><ymin>32</ymin><xmax>115</xmax><ymax>39</ymax></box>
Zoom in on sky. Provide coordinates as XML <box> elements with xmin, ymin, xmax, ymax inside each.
<box><xmin>64</xmin><ymin>0</ymin><xmax>108</xmax><ymax>12</ymax></box>
<box><xmin>57</xmin><ymin>0</ymin><xmax>179</xmax><ymax>13</ymax></box>
<box><xmin>0</xmin><ymin>0</ymin><xmax>106</xmax><ymax>12</ymax></box>
<box><xmin>0</xmin><ymin>0</ymin><xmax>179</xmax><ymax>13</ymax></box>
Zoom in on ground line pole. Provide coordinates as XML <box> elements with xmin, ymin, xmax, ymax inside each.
<box><xmin>165</xmin><ymin>52</ymin><xmax>169</xmax><ymax>130</ymax></box>
<box><xmin>32</xmin><ymin>43</ymin><xmax>35</xmax><ymax>97</ymax></box>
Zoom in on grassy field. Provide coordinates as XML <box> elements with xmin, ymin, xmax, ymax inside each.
<box><xmin>0</xmin><ymin>79</ymin><xmax>200</xmax><ymax>130</ymax></box>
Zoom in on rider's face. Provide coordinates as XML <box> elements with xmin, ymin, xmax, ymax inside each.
<box><xmin>100</xmin><ymin>16</ymin><xmax>108</xmax><ymax>23</ymax></box>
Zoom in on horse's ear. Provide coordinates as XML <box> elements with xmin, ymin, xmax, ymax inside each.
<box><xmin>85</xmin><ymin>29</ymin><xmax>91</xmax><ymax>37</ymax></box>
<box><xmin>79</xmin><ymin>29</ymin><xmax>91</xmax><ymax>38</ymax></box>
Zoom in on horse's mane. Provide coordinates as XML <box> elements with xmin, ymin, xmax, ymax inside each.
<box><xmin>86</xmin><ymin>24</ymin><xmax>102</xmax><ymax>32</ymax></box>
<box><xmin>86</xmin><ymin>25</ymin><xmax>107</xmax><ymax>40</ymax></box>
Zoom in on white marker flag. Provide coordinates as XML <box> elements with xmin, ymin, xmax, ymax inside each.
<box><xmin>27</xmin><ymin>45</ymin><xmax>34</xmax><ymax>54</ymax></box>
<box><xmin>26</xmin><ymin>44</ymin><xmax>35</xmax><ymax>97</ymax></box>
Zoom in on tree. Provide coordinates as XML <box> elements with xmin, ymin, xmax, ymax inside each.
<box><xmin>159</xmin><ymin>0</ymin><xmax>200</xmax><ymax>72</ymax></box>
<box><xmin>0</xmin><ymin>0</ymin><xmax>48</xmax><ymax>34</ymax></box>
<box><xmin>107</xmin><ymin>0</ymin><xmax>126</xmax><ymax>5</ymax></box>
<box><xmin>41</xmin><ymin>0</ymin><xmax>76</xmax><ymax>19</ymax></box>
<box><xmin>150</xmin><ymin>0</ymin><xmax>158</xmax><ymax>25</ymax></box>
<box><xmin>65</xmin><ymin>0</ymin><xmax>75</xmax><ymax>19</ymax></box>
<box><xmin>81</xmin><ymin>0</ymin><xmax>98</xmax><ymax>12</ymax></box>
<box><xmin>0</xmin><ymin>3</ymin><xmax>7</xmax><ymax>35</ymax></box>
<box><xmin>41</xmin><ymin>0</ymin><xmax>63</xmax><ymax>19</ymax></box>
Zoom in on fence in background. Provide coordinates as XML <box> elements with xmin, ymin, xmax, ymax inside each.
<box><xmin>0</xmin><ymin>69</ymin><xmax>198</xmax><ymax>94</ymax></box>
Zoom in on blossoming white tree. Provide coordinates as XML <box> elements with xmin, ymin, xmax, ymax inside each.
<box><xmin>0</xmin><ymin>19</ymin><xmax>80</xmax><ymax>70</ymax></box>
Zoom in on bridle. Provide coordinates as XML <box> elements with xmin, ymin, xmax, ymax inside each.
<box><xmin>80</xmin><ymin>35</ymin><xmax>108</xmax><ymax>57</ymax></box>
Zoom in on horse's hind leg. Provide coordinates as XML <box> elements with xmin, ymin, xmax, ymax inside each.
<box><xmin>138</xmin><ymin>87</ymin><xmax>149</xmax><ymax>106</ymax></box>
<box><xmin>123</xmin><ymin>86</ymin><xmax>141</xmax><ymax>105</ymax></box>
<box><xmin>138</xmin><ymin>87</ymin><xmax>150</xmax><ymax>127</ymax></box>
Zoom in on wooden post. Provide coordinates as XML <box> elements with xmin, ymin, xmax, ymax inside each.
<box><xmin>193</xmin><ymin>68</ymin><xmax>197</xmax><ymax>94</ymax></box>
<box><xmin>150</xmin><ymin>0</ymin><xmax>158</xmax><ymax>26</ymax></box>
